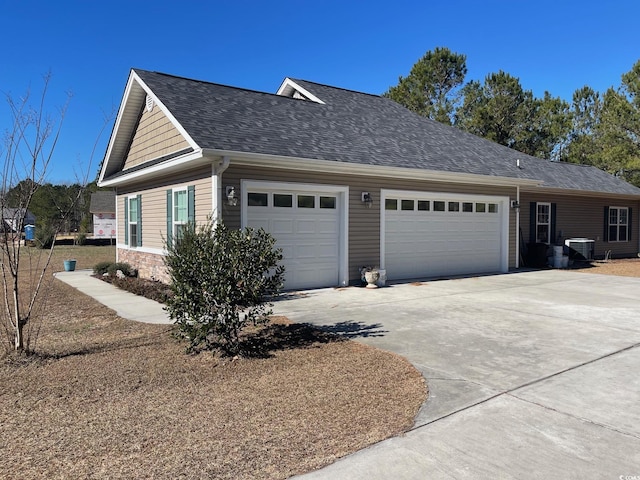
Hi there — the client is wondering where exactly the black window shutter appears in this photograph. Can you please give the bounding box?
[603,206,610,242]
[529,202,536,244]
[124,198,129,245]
[136,195,142,247]
[628,207,633,242]
[550,203,557,244]
[166,190,173,248]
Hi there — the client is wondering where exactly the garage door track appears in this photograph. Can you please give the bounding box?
[273,269,640,479]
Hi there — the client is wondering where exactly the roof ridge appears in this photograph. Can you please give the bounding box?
[133,68,289,99]
[287,78,383,99]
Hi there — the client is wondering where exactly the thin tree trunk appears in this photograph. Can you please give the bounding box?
[13,278,23,351]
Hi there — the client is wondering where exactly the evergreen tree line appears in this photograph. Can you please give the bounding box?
[384,47,640,186]
[5,179,102,242]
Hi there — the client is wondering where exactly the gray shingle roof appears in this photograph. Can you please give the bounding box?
[134,69,640,197]
[90,190,115,213]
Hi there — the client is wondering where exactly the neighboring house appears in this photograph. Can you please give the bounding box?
[98,69,640,289]
[89,190,116,239]
[1,208,36,234]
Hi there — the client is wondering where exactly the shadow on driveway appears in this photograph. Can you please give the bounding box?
[316,321,388,339]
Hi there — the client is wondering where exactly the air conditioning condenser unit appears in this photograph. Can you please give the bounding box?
[564,238,595,261]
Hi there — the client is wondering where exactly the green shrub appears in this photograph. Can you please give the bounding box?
[165,219,284,355]
[107,262,136,278]
[94,262,136,277]
[93,261,113,276]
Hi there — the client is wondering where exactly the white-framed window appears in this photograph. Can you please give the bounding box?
[536,202,551,243]
[173,188,188,238]
[127,195,141,247]
[166,185,194,247]
[608,207,629,242]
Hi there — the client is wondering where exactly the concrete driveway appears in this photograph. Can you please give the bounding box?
[272,269,640,479]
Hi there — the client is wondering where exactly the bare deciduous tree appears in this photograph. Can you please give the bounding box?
[0,72,107,353]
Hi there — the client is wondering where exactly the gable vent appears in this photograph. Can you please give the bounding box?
[145,94,154,112]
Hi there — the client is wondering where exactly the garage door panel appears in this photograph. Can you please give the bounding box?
[271,219,294,235]
[385,193,505,281]
[247,189,341,290]
[293,242,338,259]
[295,219,318,234]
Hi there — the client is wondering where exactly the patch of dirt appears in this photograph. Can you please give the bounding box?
[571,258,640,278]
[0,246,427,480]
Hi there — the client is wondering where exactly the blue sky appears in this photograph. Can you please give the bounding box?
[1,0,639,184]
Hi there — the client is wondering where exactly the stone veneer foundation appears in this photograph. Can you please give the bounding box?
[117,249,169,283]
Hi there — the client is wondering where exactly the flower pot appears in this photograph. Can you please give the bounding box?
[364,270,379,288]
[64,259,77,272]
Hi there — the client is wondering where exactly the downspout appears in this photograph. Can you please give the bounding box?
[515,185,520,269]
[212,156,231,224]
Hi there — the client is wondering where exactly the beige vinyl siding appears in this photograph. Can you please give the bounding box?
[222,165,517,282]
[122,105,190,170]
[520,192,640,258]
[116,165,213,250]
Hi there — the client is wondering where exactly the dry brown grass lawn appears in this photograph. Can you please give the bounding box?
[0,245,427,480]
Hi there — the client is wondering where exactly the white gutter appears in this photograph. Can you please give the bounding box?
[101,146,542,190]
[99,149,207,187]
[202,148,542,188]
[212,156,231,222]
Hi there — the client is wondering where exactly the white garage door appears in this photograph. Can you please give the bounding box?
[246,188,342,290]
[383,191,508,281]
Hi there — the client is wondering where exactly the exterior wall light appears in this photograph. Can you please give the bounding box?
[226,186,238,206]
[511,200,520,210]
[362,192,373,208]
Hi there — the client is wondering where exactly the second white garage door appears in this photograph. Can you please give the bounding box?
[383,190,509,281]
[243,182,348,290]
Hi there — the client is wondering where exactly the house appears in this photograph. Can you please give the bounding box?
[89,190,116,239]
[1,208,36,235]
[98,69,640,289]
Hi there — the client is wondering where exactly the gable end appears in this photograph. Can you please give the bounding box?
[122,100,191,170]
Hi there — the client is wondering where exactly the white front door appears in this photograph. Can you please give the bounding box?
[244,182,348,290]
[383,190,509,280]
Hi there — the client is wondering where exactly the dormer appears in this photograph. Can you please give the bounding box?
[276,78,325,104]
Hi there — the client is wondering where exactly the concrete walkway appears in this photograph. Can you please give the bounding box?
[271,270,640,479]
[54,269,171,324]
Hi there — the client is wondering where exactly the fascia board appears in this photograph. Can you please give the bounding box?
[98,70,200,184]
[521,185,640,200]
[202,148,541,188]
[98,150,207,187]
[101,146,547,190]
[98,71,138,183]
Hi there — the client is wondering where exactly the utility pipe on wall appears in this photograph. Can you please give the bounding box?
[212,155,231,223]
[515,185,520,269]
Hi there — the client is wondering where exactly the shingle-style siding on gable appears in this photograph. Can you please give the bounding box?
[123,103,190,170]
